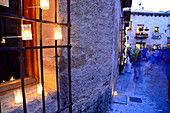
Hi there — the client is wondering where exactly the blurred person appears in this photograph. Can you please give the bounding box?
[126,47,132,73]
[132,47,143,82]
[161,48,170,104]
[148,49,155,70]
[142,47,147,61]
[153,49,160,64]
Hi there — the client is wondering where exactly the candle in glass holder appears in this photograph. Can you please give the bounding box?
[21,24,32,40]
[14,90,23,104]
[40,0,49,10]
[37,83,42,94]
[54,27,62,40]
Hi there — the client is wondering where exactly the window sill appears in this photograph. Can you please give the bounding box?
[0,77,37,95]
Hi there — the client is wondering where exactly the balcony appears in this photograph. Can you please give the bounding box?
[152,33,162,39]
[135,31,148,38]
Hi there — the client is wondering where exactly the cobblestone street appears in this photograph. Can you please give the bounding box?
[107,62,170,113]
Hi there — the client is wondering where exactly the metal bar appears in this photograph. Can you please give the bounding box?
[54,103,73,113]
[19,0,27,112]
[0,12,68,26]
[19,38,27,113]
[25,45,71,49]
[55,40,60,112]
[0,98,1,113]
[54,0,60,112]
[0,45,71,51]
[55,0,58,23]
[67,0,72,112]
[39,8,46,113]
[2,36,22,38]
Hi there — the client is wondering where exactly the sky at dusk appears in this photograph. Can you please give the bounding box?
[132,0,170,12]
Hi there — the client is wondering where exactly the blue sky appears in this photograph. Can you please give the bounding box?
[132,0,170,11]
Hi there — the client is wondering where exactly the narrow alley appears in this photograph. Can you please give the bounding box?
[107,62,170,113]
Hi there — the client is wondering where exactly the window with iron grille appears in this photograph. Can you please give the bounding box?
[0,0,72,112]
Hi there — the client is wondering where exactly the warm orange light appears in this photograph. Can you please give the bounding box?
[14,90,23,104]
[22,24,32,40]
[40,0,49,10]
[1,38,5,44]
[37,83,42,94]
[54,27,62,40]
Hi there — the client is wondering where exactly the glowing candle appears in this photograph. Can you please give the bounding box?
[21,24,32,40]
[14,90,23,104]
[114,91,118,96]
[40,0,49,10]
[10,76,15,81]
[1,38,5,44]
[54,27,62,40]
[37,83,42,94]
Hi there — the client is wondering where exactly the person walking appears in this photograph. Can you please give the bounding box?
[126,46,132,73]
[132,47,142,82]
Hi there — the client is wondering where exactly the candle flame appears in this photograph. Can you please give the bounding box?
[14,90,23,104]
[54,27,62,40]
[10,76,15,81]
[40,0,49,10]
[37,83,42,94]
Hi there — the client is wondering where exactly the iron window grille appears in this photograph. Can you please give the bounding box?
[0,0,72,113]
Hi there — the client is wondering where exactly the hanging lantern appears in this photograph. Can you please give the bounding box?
[54,27,62,40]
[40,0,49,10]
[21,24,32,40]
[14,90,23,104]
[37,83,42,94]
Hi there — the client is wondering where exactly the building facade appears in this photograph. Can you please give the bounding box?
[127,9,170,49]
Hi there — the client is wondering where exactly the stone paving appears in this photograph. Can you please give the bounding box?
[107,62,170,113]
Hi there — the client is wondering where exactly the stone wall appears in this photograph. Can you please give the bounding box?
[59,0,121,112]
[111,0,122,95]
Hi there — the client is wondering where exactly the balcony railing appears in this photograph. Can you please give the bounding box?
[152,32,162,39]
[135,31,148,38]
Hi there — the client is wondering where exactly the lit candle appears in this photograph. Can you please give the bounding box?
[1,38,5,44]
[10,76,15,81]
[113,91,118,96]
[37,83,42,94]
[54,27,62,40]
[14,90,23,104]
[2,80,5,83]
[21,24,32,40]
[40,0,49,10]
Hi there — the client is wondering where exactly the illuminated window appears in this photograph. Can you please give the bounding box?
[127,21,132,30]
[154,27,159,32]
[137,24,144,31]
